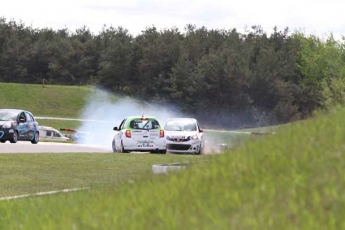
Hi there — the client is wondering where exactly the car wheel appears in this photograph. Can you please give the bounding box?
[0,140,6,143]
[9,131,18,143]
[159,150,167,154]
[112,140,117,152]
[31,131,39,144]
[120,141,128,153]
[196,144,203,155]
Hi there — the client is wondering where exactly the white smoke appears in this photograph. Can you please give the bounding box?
[76,89,183,150]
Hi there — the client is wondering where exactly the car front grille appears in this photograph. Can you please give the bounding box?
[166,144,191,151]
[166,136,190,142]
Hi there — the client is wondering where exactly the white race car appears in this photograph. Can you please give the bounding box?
[164,118,205,154]
[112,116,166,154]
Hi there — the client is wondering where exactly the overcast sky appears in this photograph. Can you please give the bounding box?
[0,0,344,38]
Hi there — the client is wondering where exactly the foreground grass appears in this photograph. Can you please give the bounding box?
[2,107,345,229]
[0,153,204,197]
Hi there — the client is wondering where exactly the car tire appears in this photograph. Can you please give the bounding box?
[120,141,128,153]
[31,131,39,144]
[0,140,6,143]
[9,131,18,143]
[159,150,167,154]
[112,140,117,152]
[196,144,204,155]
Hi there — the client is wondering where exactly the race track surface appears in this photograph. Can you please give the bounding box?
[0,142,110,153]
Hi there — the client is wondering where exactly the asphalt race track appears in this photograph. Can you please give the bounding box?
[0,142,110,153]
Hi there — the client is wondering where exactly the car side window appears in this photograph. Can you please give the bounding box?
[119,119,126,130]
[121,119,127,130]
[25,112,33,122]
[197,122,202,132]
[152,120,160,129]
[19,112,26,122]
[53,132,61,137]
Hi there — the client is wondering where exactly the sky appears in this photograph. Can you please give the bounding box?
[0,0,344,39]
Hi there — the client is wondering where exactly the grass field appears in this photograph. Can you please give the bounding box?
[0,83,94,117]
[0,153,206,197]
[3,82,341,229]
[1,107,345,229]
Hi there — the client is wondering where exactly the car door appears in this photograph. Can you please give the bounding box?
[25,112,36,140]
[115,119,126,148]
[17,112,29,140]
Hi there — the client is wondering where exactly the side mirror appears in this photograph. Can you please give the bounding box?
[113,127,118,131]
[199,128,203,133]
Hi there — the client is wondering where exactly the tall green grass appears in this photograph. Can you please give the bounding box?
[1,107,345,229]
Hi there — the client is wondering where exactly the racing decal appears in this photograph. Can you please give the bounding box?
[170,136,185,139]
[166,135,190,142]
[172,136,185,142]
[137,143,155,148]
[18,123,31,138]
[8,129,14,133]
[174,138,184,142]
[0,131,4,139]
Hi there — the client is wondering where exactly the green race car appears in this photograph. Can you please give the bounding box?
[112,116,166,153]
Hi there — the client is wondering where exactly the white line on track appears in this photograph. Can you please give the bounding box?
[0,187,89,201]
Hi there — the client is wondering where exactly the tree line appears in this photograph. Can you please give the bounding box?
[1,17,345,128]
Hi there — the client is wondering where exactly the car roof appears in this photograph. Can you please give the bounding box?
[0,109,32,114]
[39,126,58,131]
[126,116,158,120]
[166,118,197,122]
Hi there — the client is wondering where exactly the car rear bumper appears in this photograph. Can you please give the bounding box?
[123,138,166,151]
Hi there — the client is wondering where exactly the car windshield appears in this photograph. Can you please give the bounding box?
[0,111,17,121]
[164,120,197,131]
[129,119,160,130]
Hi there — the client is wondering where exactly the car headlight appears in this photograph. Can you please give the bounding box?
[191,135,198,140]
[2,122,12,128]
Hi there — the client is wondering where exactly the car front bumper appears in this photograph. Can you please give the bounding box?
[166,140,202,153]
[0,128,15,140]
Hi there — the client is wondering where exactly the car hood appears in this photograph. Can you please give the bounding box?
[0,121,13,126]
[165,131,198,138]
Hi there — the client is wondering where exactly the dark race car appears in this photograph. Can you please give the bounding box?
[0,109,40,144]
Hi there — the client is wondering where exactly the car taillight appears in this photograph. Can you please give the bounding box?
[125,130,131,138]
[160,130,164,138]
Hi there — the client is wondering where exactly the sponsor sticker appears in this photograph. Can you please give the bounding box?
[9,129,14,133]
[137,143,154,148]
